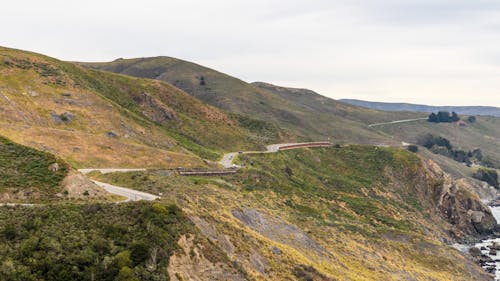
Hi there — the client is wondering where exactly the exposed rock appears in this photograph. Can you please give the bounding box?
[271,247,282,255]
[3,58,14,65]
[232,208,329,261]
[131,92,176,123]
[190,216,236,258]
[422,159,497,239]
[48,163,60,172]
[61,170,109,199]
[106,131,119,138]
[50,112,75,123]
[168,234,246,281]
[62,92,72,97]
[469,247,481,258]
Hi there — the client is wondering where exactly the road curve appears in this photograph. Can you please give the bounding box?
[91,180,160,202]
[220,142,332,168]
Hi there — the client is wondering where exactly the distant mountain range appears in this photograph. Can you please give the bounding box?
[340,99,500,117]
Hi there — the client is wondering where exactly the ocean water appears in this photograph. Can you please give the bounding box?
[471,207,500,280]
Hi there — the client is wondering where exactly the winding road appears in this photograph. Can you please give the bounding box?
[219,142,332,168]
[368,117,427,127]
[78,142,332,200]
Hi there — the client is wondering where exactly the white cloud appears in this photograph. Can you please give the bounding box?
[2,0,500,106]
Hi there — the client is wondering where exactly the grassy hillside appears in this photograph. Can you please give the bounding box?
[0,135,68,199]
[0,202,241,281]
[0,47,273,167]
[373,117,500,170]
[82,57,425,144]
[90,146,492,280]
[0,135,114,202]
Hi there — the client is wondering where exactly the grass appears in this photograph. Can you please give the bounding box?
[88,146,489,280]
[83,56,425,145]
[0,46,268,167]
[0,135,68,196]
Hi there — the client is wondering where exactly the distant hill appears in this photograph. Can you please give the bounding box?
[340,99,500,117]
[82,57,424,144]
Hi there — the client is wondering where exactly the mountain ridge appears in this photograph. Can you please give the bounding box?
[341,98,500,117]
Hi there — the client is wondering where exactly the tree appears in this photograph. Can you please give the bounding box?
[437,111,451,122]
[451,112,460,122]
[428,113,439,123]
[407,145,419,153]
[468,116,477,123]
[473,168,499,189]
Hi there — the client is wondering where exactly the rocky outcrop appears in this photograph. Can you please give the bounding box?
[231,208,330,261]
[132,92,176,123]
[60,170,110,199]
[422,159,497,239]
[168,234,247,281]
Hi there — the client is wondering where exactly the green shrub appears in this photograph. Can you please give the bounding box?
[407,145,419,153]
[473,168,499,188]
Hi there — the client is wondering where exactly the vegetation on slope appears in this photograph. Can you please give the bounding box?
[0,46,271,167]
[0,202,229,281]
[0,135,68,200]
[90,146,491,280]
[83,57,425,144]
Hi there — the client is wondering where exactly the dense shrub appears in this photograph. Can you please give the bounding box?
[0,202,196,281]
[0,136,69,199]
[407,145,419,153]
[473,168,499,189]
[427,111,460,123]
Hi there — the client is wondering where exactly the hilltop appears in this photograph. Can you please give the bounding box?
[82,57,425,144]
[341,99,500,117]
[0,47,283,168]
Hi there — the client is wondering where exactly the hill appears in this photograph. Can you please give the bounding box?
[0,202,244,281]
[341,99,500,117]
[371,116,500,169]
[82,57,425,144]
[0,47,286,168]
[89,146,494,280]
[0,47,497,280]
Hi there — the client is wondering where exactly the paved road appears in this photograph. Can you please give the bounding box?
[91,180,159,202]
[79,168,147,175]
[368,118,428,127]
[219,142,332,168]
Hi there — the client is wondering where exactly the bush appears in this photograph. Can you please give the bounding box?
[407,145,419,153]
[473,168,499,189]
[418,134,452,150]
[427,111,460,123]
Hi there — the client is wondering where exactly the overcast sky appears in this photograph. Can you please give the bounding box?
[2,0,500,106]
